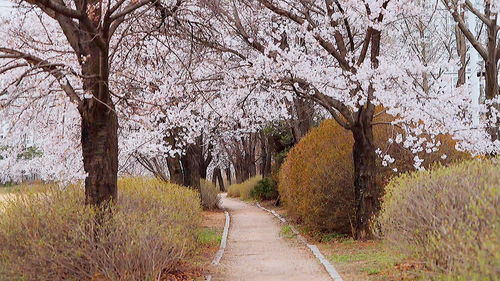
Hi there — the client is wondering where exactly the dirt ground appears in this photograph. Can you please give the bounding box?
[212,196,331,281]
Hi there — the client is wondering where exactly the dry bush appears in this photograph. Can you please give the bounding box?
[376,159,499,280]
[0,178,201,281]
[200,179,221,209]
[278,118,468,234]
[227,175,262,200]
[279,120,355,234]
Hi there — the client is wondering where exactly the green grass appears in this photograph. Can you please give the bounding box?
[279,225,297,239]
[197,228,222,246]
[365,268,381,275]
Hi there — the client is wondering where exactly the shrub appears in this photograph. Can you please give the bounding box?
[279,120,355,234]
[227,175,262,200]
[376,159,499,280]
[0,178,201,281]
[250,177,279,201]
[278,118,468,234]
[200,179,221,209]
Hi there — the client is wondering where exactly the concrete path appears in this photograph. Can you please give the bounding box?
[213,196,331,281]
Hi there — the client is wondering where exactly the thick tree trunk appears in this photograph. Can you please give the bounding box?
[80,42,118,206]
[81,110,118,205]
[166,156,184,185]
[351,112,378,240]
[181,145,201,189]
[291,97,314,142]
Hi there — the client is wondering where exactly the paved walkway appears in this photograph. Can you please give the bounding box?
[213,196,331,281]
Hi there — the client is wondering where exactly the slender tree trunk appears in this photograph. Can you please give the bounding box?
[225,167,232,186]
[212,167,225,191]
[351,110,378,240]
[455,20,467,87]
[485,19,499,142]
[259,132,272,177]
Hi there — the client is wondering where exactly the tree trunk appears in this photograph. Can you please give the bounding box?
[351,111,378,240]
[212,167,225,191]
[80,42,118,206]
[455,20,467,87]
[181,145,201,189]
[166,156,184,185]
[291,97,314,142]
[225,167,232,186]
[81,110,118,206]
[259,132,272,177]
[485,19,499,142]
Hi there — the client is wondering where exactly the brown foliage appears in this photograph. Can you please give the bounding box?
[278,117,468,235]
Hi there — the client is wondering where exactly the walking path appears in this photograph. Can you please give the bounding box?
[212,196,331,281]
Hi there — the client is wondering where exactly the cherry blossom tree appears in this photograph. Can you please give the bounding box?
[190,0,499,238]
[441,0,500,141]
[0,0,185,206]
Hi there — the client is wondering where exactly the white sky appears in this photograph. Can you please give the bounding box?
[0,0,13,16]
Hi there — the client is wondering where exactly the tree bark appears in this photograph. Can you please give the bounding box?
[80,40,118,206]
[291,97,314,142]
[484,13,499,142]
[351,110,378,240]
[259,131,272,177]
[212,167,225,191]
[225,167,232,186]
[181,144,201,189]
[81,108,118,205]
[166,156,184,185]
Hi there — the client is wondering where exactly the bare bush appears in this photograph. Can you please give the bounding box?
[376,159,499,280]
[0,178,201,281]
[200,179,221,209]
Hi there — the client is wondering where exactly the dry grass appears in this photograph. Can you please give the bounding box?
[227,175,262,200]
[199,179,221,210]
[0,178,202,281]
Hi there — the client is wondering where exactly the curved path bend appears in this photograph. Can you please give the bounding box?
[213,196,331,281]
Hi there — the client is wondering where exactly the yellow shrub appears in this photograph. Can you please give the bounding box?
[200,179,221,209]
[377,159,499,280]
[227,175,262,200]
[278,118,468,234]
[0,178,201,281]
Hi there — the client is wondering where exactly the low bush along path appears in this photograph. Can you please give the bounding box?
[213,195,331,281]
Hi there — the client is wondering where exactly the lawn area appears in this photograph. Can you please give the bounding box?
[317,238,423,281]
[259,200,423,281]
[164,209,227,280]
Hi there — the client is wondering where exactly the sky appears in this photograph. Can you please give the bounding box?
[0,0,12,16]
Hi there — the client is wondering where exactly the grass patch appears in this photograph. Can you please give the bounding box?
[279,225,297,239]
[318,239,420,280]
[197,228,222,246]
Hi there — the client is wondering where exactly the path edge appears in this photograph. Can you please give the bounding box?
[205,199,231,281]
[256,202,344,281]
